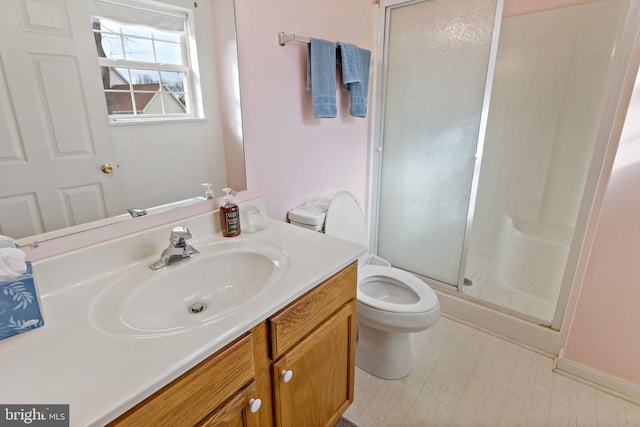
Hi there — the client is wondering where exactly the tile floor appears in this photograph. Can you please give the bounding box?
[344,317,640,427]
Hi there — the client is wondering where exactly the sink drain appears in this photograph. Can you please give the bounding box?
[188,302,207,314]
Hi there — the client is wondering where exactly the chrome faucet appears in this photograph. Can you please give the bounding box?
[149,226,199,270]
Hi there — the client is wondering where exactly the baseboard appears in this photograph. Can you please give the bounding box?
[554,349,640,405]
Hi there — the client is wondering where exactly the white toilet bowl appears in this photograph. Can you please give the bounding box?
[356,264,440,379]
[289,191,440,380]
[358,265,440,333]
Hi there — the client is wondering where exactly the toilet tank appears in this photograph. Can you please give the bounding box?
[287,198,330,232]
[290,192,388,268]
[324,191,368,248]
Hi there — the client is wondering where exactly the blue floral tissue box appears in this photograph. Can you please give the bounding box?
[0,262,44,340]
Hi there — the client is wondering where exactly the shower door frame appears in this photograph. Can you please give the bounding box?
[368,0,504,293]
[368,0,640,336]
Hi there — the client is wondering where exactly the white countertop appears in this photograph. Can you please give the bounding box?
[0,203,365,426]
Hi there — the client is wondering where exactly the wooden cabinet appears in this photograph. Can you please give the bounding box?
[107,326,269,427]
[198,381,261,427]
[108,262,357,427]
[272,303,356,427]
[270,263,357,427]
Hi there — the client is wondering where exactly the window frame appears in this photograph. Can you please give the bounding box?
[90,0,202,123]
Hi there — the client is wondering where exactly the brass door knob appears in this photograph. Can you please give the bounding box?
[101,163,114,174]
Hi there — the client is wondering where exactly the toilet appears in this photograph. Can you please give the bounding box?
[289,191,440,379]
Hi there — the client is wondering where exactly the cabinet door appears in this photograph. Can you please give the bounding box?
[272,302,356,427]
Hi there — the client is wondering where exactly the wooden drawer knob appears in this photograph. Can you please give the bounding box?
[249,398,261,413]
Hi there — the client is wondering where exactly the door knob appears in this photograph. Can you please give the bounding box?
[101,163,114,174]
[281,370,293,383]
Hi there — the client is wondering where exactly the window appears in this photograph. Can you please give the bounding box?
[89,0,198,121]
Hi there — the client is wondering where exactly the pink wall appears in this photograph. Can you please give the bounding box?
[564,82,640,384]
[234,0,376,221]
[564,154,640,384]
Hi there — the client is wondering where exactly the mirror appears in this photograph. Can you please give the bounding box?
[0,0,245,245]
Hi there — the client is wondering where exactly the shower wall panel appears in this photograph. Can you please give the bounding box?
[468,0,626,261]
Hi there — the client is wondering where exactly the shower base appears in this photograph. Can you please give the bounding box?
[463,255,556,321]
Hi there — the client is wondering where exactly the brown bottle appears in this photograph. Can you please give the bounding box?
[219,188,241,237]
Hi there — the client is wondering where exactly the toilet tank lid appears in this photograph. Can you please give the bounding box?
[288,198,330,226]
[325,191,367,247]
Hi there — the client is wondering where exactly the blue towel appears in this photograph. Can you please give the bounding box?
[339,47,371,118]
[306,38,337,118]
[337,42,362,84]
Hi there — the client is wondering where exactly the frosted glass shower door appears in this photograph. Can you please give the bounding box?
[376,0,501,287]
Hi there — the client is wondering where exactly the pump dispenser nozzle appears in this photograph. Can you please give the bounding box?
[202,183,215,199]
[222,187,236,201]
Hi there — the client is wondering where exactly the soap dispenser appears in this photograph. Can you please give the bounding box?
[201,183,215,199]
[219,188,241,237]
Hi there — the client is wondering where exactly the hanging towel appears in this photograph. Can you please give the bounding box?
[306,38,337,118]
[337,42,362,84]
[339,46,371,118]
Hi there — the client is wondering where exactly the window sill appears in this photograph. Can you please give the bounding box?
[108,116,207,126]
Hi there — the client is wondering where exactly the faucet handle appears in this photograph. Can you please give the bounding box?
[169,226,192,247]
[127,208,147,218]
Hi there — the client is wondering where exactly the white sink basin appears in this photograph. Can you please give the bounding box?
[90,239,288,337]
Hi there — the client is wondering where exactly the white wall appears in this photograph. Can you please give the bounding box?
[110,0,229,210]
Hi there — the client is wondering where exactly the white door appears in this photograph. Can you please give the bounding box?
[0,0,125,239]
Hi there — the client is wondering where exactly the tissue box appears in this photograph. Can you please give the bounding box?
[0,262,44,340]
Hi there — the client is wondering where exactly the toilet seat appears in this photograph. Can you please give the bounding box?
[358,265,439,314]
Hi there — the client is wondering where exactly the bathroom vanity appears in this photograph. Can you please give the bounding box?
[109,263,357,426]
[0,199,365,427]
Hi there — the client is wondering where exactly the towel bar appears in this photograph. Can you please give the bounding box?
[279,31,311,46]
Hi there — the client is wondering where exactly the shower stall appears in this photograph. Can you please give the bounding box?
[372,0,634,325]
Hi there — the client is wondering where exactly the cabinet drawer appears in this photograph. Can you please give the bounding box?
[269,262,357,359]
[199,381,259,427]
[109,333,255,427]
